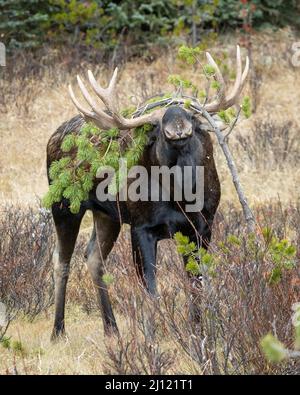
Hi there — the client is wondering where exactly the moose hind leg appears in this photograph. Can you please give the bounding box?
[87,211,120,335]
[51,208,84,341]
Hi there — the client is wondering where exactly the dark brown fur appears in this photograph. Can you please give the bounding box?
[47,108,221,339]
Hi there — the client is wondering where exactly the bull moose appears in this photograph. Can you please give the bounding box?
[47,46,249,340]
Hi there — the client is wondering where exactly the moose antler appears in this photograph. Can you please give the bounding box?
[69,68,164,130]
[204,45,249,113]
[132,46,249,118]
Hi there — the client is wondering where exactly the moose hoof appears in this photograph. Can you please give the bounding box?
[104,323,119,337]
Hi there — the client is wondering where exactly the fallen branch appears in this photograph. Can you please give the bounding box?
[192,105,256,234]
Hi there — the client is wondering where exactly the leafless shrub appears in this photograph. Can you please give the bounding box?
[103,295,176,375]
[132,70,163,104]
[214,200,300,242]
[0,314,12,343]
[91,230,177,375]
[0,201,298,374]
[249,65,263,113]
[67,235,97,314]
[0,44,168,115]
[94,201,300,375]
[0,47,93,115]
[235,119,300,171]
[0,204,55,320]
[103,271,177,374]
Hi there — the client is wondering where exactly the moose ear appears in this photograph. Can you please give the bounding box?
[196,114,227,132]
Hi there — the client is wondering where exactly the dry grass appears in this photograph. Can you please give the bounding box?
[0,307,107,375]
[0,305,200,375]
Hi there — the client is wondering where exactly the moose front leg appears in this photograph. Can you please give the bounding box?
[131,226,158,296]
[51,208,84,341]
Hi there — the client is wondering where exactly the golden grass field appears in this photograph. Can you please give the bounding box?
[0,28,300,374]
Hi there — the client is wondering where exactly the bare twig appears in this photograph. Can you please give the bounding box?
[224,106,242,141]
[190,103,256,233]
